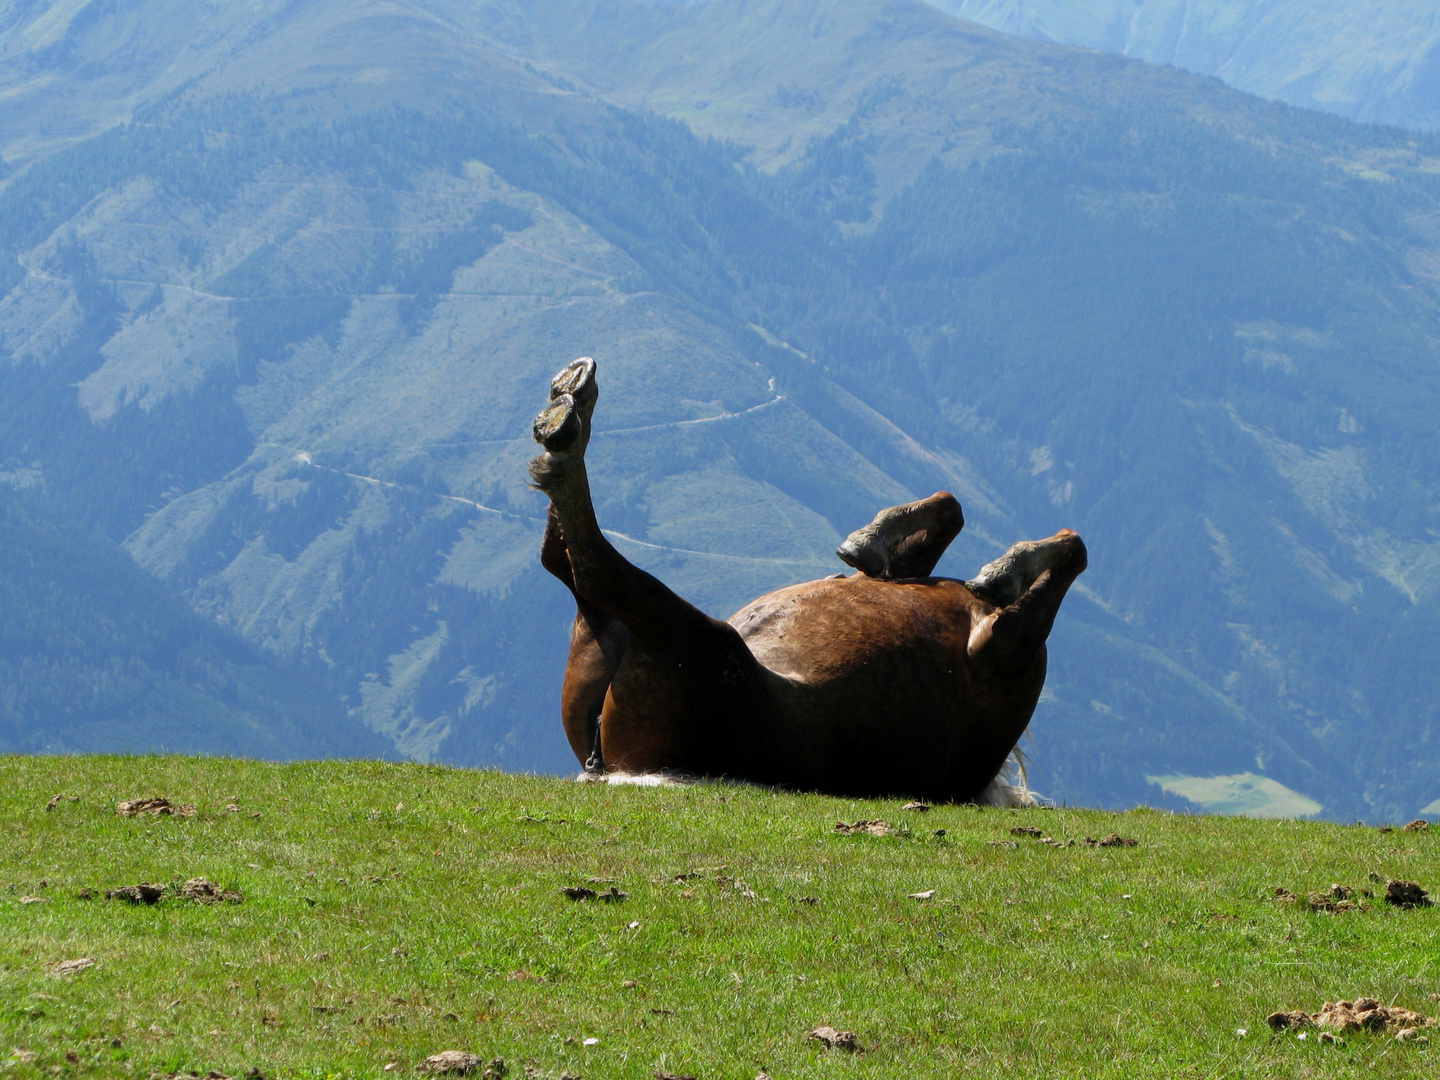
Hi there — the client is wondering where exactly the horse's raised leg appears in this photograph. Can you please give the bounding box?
[835,491,964,579]
[534,360,624,771]
[530,358,764,776]
[966,529,1088,672]
[529,359,715,642]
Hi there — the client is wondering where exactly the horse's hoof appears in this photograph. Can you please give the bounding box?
[836,532,886,578]
[550,357,597,416]
[533,393,583,452]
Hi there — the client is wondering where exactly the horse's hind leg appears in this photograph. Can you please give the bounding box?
[541,503,629,772]
[530,358,760,774]
[534,362,626,770]
[835,491,964,579]
[530,359,716,643]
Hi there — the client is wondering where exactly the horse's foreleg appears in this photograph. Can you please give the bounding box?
[540,503,577,593]
[836,491,964,579]
[559,603,629,772]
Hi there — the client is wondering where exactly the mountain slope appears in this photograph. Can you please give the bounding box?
[2,0,1439,818]
[933,0,1440,131]
[0,488,390,758]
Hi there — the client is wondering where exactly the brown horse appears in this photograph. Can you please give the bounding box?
[530,357,1087,803]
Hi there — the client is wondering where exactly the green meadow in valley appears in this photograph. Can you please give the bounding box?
[1,755,1437,1078]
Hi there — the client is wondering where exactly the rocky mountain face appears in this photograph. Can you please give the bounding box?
[935,0,1440,131]
[3,0,1439,819]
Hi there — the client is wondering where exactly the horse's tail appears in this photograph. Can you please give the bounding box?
[577,769,696,788]
[580,753,1049,807]
[976,746,1045,808]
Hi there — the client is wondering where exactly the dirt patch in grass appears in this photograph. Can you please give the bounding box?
[1005,828,1135,848]
[834,820,893,836]
[1277,878,1433,911]
[116,797,196,818]
[180,878,243,904]
[1267,997,1435,1036]
[1082,834,1137,847]
[807,1025,860,1051]
[101,880,242,905]
[419,1050,503,1075]
[1272,882,1382,912]
[1308,884,1366,912]
[1384,879,1431,908]
[50,957,95,977]
[105,883,165,904]
[560,885,626,902]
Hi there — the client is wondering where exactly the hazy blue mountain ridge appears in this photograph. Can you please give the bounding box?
[934,0,1440,131]
[2,0,1440,818]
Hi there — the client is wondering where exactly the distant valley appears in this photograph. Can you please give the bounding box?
[2,0,1439,820]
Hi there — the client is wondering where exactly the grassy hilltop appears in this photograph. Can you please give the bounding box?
[1,756,1437,1078]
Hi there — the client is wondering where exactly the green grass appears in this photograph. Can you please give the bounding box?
[1,756,1437,1079]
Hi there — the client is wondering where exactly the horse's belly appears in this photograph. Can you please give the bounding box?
[730,576,973,684]
[729,576,1039,797]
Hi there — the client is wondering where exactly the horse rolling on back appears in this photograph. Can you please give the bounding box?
[530,357,1087,803]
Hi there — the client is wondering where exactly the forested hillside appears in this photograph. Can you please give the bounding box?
[0,488,388,759]
[2,0,1439,819]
